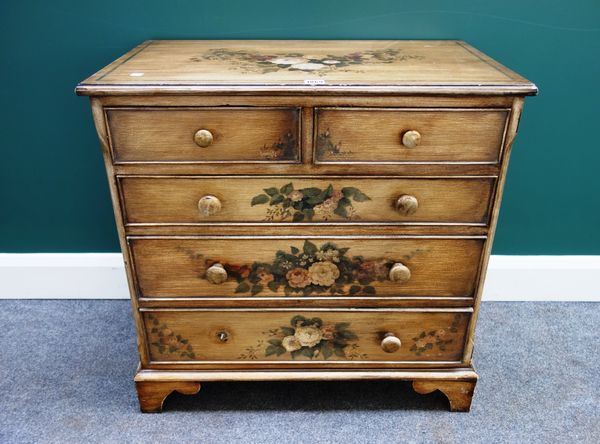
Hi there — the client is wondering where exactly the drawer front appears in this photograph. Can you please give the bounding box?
[120,176,495,225]
[129,237,484,298]
[314,108,508,163]
[143,309,469,364]
[107,107,300,163]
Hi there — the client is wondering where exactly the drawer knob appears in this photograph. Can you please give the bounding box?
[395,194,419,216]
[381,333,402,353]
[389,262,411,283]
[198,195,222,217]
[216,331,229,342]
[194,129,214,147]
[401,130,421,148]
[206,263,228,284]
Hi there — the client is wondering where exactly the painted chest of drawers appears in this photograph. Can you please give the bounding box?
[76,40,536,412]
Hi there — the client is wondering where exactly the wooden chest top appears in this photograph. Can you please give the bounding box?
[76,40,537,96]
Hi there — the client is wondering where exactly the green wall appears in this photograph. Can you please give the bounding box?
[1,1,599,253]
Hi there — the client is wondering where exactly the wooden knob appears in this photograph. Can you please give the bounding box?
[401,130,421,148]
[395,194,418,216]
[381,333,402,353]
[389,262,411,283]
[206,264,227,284]
[194,129,213,147]
[198,195,222,217]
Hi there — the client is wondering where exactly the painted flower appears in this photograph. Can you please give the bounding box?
[286,267,311,288]
[357,260,389,281]
[416,339,427,348]
[321,324,336,341]
[291,62,325,71]
[322,59,341,64]
[331,190,344,202]
[282,335,302,352]
[268,57,307,65]
[308,261,340,286]
[289,190,304,202]
[162,328,173,337]
[295,325,323,347]
[257,270,274,285]
[435,329,447,339]
[227,264,251,279]
[314,198,337,219]
[165,336,180,347]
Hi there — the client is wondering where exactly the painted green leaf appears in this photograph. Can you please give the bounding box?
[280,183,294,194]
[321,342,333,359]
[349,285,361,295]
[251,284,263,295]
[306,195,325,205]
[335,322,350,331]
[301,187,322,197]
[290,246,300,254]
[291,315,307,327]
[325,184,334,197]
[268,339,282,346]
[353,191,371,202]
[270,194,285,205]
[291,349,304,359]
[334,204,348,218]
[363,286,376,294]
[263,187,279,196]
[235,282,250,293]
[333,346,346,357]
[251,194,269,206]
[280,327,295,336]
[302,347,315,358]
[265,345,278,356]
[342,187,359,198]
[303,208,315,220]
[267,281,280,292]
[303,240,318,255]
[293,212,305,222]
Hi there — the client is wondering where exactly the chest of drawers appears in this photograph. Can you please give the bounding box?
[76,40,536,412]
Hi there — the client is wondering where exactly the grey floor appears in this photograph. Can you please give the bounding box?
[0,301,598,444]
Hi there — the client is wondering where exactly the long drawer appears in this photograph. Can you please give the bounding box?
[106,107,301,163]
[119,176,496,226]
[314,107,508,163]
[142,309,470,365]
[128,236,485,298]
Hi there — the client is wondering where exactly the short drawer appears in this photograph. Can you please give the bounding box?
[143,309,469,364]
[119,176,496,225]
[106,107,301,163]
[129,236,484,298]
[314,108,508,163]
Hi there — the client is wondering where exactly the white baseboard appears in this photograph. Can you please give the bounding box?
[0,254,598,301]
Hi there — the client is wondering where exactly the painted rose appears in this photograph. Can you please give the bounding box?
[331,189,344,202]
[357,259,389,281]
[282,335,302,352]
[289,190,304,202]
[286,267,311,288]
[257,270,274,285]
[294,325,323,347]
[320,324,336,341]
[227,264,251,279]
[308,261,340,286]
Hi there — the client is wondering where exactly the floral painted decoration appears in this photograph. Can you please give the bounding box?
[208,240,393,296]
[259,131,297,160]
[315,130,353,158]
[147,314,195,359]
[250,182,370,221]
[410,314,463,356]
[260,315,366,360]
[192,47,422,75]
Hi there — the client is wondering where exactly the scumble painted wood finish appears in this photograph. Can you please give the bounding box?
[77,40,536,412]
